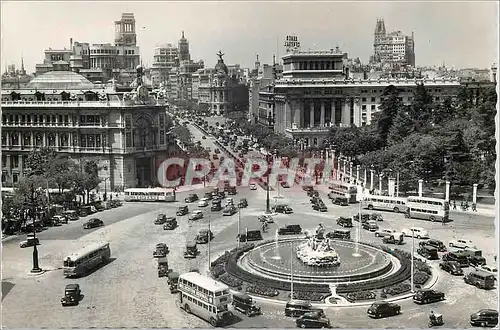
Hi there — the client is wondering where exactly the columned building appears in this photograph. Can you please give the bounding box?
[270,49,461,147]
[1,67,174,190]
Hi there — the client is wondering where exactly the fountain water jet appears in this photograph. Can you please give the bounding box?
[271,229,282,260]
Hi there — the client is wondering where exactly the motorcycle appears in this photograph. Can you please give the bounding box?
[429,314,444,328]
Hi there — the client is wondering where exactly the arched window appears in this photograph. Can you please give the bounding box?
[23,133,31,146]
[35,133,43,147]
[60,133,69,147]
[48,133,56,147]
[11,132,19,145]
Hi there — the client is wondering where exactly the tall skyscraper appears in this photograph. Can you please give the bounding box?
[178,31,190,62]
[371,19,415,67]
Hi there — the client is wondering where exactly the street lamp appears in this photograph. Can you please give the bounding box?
[411,232,415,292]
[266,153,271,214]
[29,184,42,273]
[237,206,241,248]
[208,214,212,271]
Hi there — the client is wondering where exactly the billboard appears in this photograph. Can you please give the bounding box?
[284,35,301,53]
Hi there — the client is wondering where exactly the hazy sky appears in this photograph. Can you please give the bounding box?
[1,1,498,74]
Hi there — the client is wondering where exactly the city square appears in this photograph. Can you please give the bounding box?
[1,2,498,329]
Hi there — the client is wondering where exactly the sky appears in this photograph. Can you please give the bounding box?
[1,1,498,74]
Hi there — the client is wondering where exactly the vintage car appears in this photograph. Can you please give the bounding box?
[278,224,302,235]
[163,217,178,230]
[250,183,257,190]
[417,245,439,260]
[367,301,401,318]
[375,228,397,238]
[412,289,445,304]
[326,229,351,240]
[258,215,274,223]
[332,197,349,206]
[238,230,263,242]
[295,311,331,328]
[155,214,167,225]
[442,251,470,267]
[336,217,353,228]
[238,198,248,208]
[462,248,487,266]
[157,257,169,277]
[273,204,293,214]
[196,229,214,244]
[307,190,319,197]
[211,202,222,211]
[226,186,237,195]
[184,194,199,203]
[470,309,499,327]
[362,220,379,232]
[449,238,475,249]
[189,210,204,221]
[62,210,79,221]
[19,234,40,248]
[83,218,104,229]
[439,261,464,275]
[61,284,81,306]
[176,205,189,216]
[353,214,370,223]
[168,272,180,293]
[222,205,238,216]
[153,243,169,258]
[370,213,384,221]
[421,239,447,252]
[312,202,328,212]
[184,242,199,259]
[232,292,262,316]
[51,215,68,225]
[382,234,404,245]
[198,198,210,207]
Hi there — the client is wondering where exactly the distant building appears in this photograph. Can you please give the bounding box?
[1,67,175,189]
[34,13,140,85]
[491,63,497,83]
[198,51,248,116]
[267,48,460,148]
[151,43,179,87]
[370,19,415,68]
[1,59,32,88]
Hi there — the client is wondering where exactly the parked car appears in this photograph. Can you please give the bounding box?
[155,214,167,225]
[203,192,213,200]
[198,198,209,207]
[439,261,464,275]
[332,197,349,206]
[83,218,103,229]
[61,284,81,307]
[280,181,290,188]
[367,301,401,318]
[232,293,261,317]
[464,270,496,290]
[19,235,40,248]
[421,239,447,252]
[211,202,222,211]
[412,289,445,304]
[370,213,384,221]
[461,247,486,266]
[442,251,470,267]
[295,312,331,328]
[470,309,498,327]
[189,210,204,220]
[163,217,178,230]
[250,183,257,190]
[196,229,214,244]
[278,224,302,235]
[449,238,475,249]
[273,204,293,214]
[475,264,498,277]
[362,220,379,232]
[183,242,199,259]
[285,300,323,317]
[326,229,351,240]
[383,234,404,245]
[417,245,439,260]
[353,214,370,223]
[238,198,248,208]
[52,215,68,225]
[176,205,189,216]
[222,205,238,216]
[226,186,237,195]
[336,217,353,228]
[401,227,429,239]
[184,194,199,203]
[375,228,397,238]
[153,243,169,258]
[312,203,328,212]
[238,230,263,242]
[62,210,79,221]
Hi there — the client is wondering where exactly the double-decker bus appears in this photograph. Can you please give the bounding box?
[124,188,176,202]
[361,195,408,213]
[178,272,233,327]
[405,196,450,222]
[63,242,111,277]
[328,180,357,203]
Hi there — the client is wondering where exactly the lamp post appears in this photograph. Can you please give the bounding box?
[349,162,353,184]
[411,233,415,292]
[370,168,374,191]
[379,173,383,193]
[29,184,42,273]
[290,240,294,299]
[103,177,109,201]
[266,153,271,214]
[208,214,211,271]
[356,165,360,185]
[396,171,400,197]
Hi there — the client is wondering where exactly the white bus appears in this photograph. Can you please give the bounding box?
[328,180,357,203]
[362,195,408,213]
[63,242,111,277]
[405,196,450,222]
[178,272,233,327]
[124,188,176,202]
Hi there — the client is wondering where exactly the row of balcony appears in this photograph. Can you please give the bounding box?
[1,100,168,108]
[275,77,461,86]
[1,122,118,128]
[2,145,169,154]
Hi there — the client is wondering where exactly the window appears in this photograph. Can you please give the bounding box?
[371,97,376,102]
[371,105,376,110]
[13,174,18,183]
[362,105,366,110]
[362,97,366,102]
[125,115,132,129]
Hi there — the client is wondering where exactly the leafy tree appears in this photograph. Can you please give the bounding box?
[433,96,454,126]
[25,147,57,176]
[373,85,404,146]
[47,156,79,192]
[407,84,434,132]
[387,107,415,146]
[73,160,101,204]
[171,125,193,145]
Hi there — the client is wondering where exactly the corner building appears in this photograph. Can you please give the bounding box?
[1,69,173,190]
[272,49,461,147]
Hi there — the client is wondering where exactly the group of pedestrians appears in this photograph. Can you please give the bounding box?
[451,200,477,212]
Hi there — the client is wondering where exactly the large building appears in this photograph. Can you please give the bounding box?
[370,19,415,68]
[265,48,460,148]
[150,43,179,86]
[1,67,175,190]
[197,52,248,116]
[35,13,140,85]
[2,60,32,88]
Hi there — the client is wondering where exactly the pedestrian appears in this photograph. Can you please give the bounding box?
[472,203,477,212]
[460,201,464,210]
[453,200,457,210]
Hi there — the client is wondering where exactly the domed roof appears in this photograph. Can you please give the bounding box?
[215,61,228,75]
[27,71,94,90]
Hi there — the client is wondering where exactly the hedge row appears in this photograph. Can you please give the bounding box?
[383,283,412,296]
[246,285,279,297]
[219,273,243,288]
[288,291,328,302]
[342,290,376,302]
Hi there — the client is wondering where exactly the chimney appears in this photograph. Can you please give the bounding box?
[70,38,73,49]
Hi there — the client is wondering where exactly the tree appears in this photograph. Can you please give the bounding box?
[407,84,434,132]
[25,147,57,176]
[171,126,193,145]
[14,175,49,226]
[387,107,415,146]
[46,156,79,192]
[373,85,404,146]
[74,160,101,204]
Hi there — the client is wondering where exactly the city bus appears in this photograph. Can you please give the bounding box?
[63,242,111,277]
[405,196,450,222]
[361,195,408,213]
[178,272,233,327]
[124,188,176,202]
[328,180,357,203]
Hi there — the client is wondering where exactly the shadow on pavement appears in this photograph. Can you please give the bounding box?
[2,281,15,301]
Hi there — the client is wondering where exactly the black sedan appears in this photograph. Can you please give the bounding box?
[83,218,104,229]
[439,261,464,276]
[295,312,331,328]
[367,302,401,318]
[412,289,445,304]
